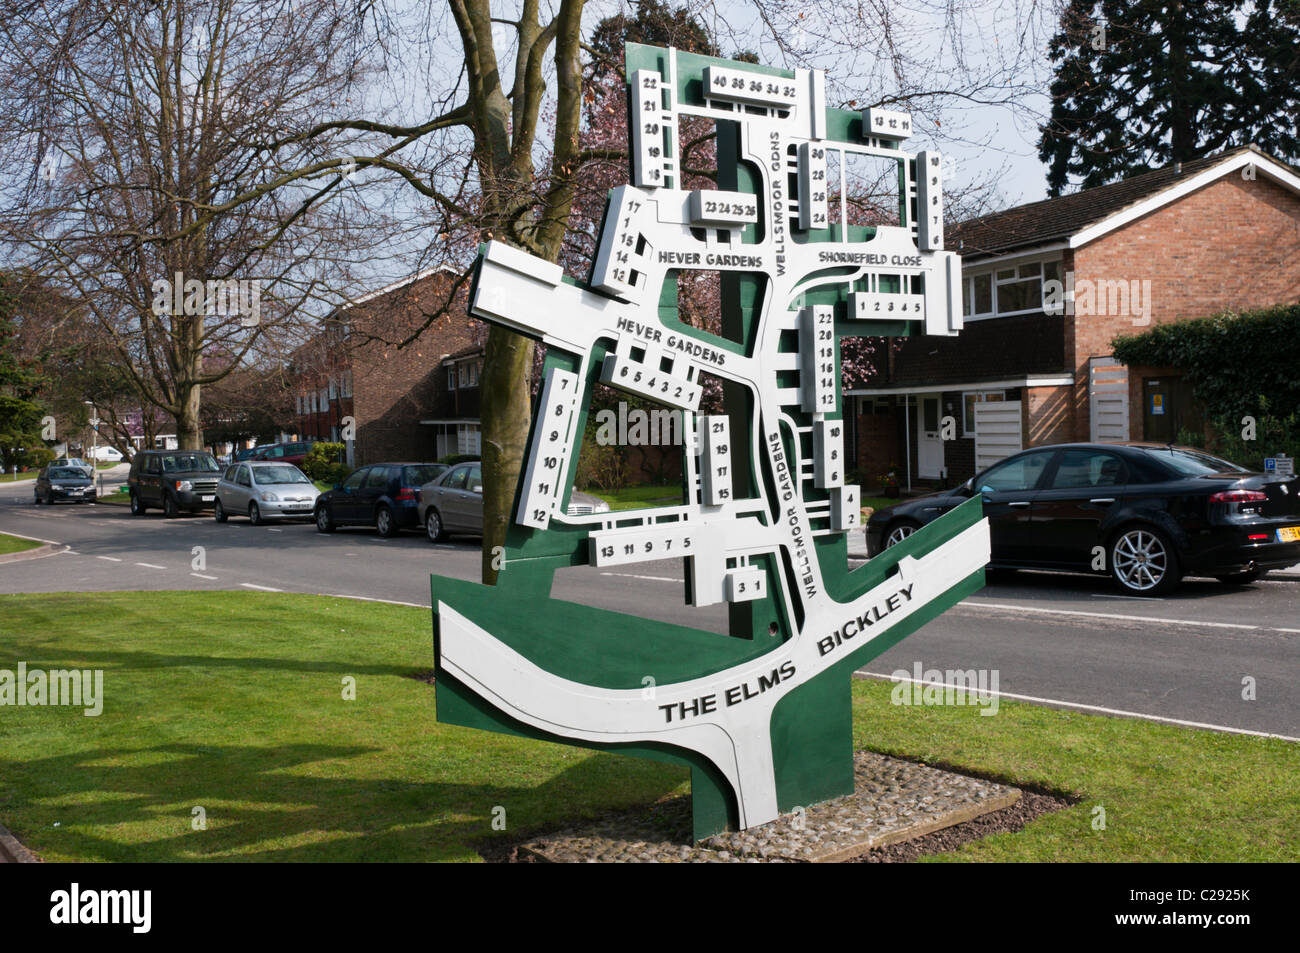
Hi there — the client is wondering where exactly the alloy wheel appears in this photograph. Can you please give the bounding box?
[1111,529,1168,592]
[885,523,916,547]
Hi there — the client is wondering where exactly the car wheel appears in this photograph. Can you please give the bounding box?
[375,504,398,538]
[130,490,147,516]
[425,508,445,542]
[33,491,42,505]
[1215,567,1265,585]
[248,502,263,526]
[162,492,179,519]
[214,499,227,523]
[884,519,921,548]
[315,504,336,533]
[1110,526,1182,596]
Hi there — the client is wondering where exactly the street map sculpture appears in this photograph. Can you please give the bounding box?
[431,43,991,840]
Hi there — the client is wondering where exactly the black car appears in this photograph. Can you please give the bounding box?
[126,450,223,517]
[866,442,1300,595]
[314,462,447,537]
[34,466,97,505]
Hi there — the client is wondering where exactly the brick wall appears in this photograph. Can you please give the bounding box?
[1070,174,1300,441]
[334,270,483,465]
[1026,384,1072,446]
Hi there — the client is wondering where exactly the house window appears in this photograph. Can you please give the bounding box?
[342,372,352,398]
[963,258,1062,320]
[964,273,993,317]
[457,423,481,455]
[458,361,479,389]
[962,390,1008,435]
[319,386,328,408]
[328,377,337,400]
[447,366,457,391]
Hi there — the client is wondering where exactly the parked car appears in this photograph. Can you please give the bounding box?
[34,466,97,505]
[251,440,315,467]
[126,450,223,517]
[566,491,612,518]
[866,442,1300,596]
[53,457,93,475]
[88,446,124,462]
[214,461,320,524]
[418,462,482,541]
[418,463,610,542]
[234,447,260,462]
[314,462,447,537]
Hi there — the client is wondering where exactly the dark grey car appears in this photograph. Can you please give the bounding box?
[127,450,222,517]
[34,466,97,504]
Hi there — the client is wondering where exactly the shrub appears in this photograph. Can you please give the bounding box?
[300,442,345,480]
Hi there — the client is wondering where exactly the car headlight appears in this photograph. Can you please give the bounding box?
[260,491,279,502]
[176,480,192,491]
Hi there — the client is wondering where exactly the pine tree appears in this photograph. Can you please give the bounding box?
[1038,0,1300,196]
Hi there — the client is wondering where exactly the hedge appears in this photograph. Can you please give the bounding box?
[1111,303,1300,425]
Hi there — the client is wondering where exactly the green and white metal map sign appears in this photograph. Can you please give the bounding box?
[431,43,990,840]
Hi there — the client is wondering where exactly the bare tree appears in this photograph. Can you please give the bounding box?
[0,0,396,450]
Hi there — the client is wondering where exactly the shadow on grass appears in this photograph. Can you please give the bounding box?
[3,742,686,862]
[0,644,416,679]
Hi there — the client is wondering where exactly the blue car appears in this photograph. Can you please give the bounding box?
[313,462,447,537]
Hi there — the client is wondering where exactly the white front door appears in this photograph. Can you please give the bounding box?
[917,395,944,478]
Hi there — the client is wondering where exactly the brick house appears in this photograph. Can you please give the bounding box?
[289,267,484,465]
[850,145,1300,490]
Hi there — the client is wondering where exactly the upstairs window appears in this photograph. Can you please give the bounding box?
[962,259,1062,319]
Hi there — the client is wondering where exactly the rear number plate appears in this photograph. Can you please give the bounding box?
[1277,526,1300,543]
[201,495,215,502]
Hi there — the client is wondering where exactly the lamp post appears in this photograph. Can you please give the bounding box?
[84,401,101,497]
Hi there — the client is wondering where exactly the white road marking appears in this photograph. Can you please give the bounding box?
[190,573,218,580]
[962,600,1259,631]
[326,592,430,609]
[0,529,61,544]
[857,671,1300,743]
[240,583,282,592]
[96,556,122,562]
[134,562,166,570]
[268,528,282,533]
[599,571,680,583]
[1090,592,1162,602]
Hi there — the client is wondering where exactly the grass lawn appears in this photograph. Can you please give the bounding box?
[0,590,1295,862]
[0,472,35,483]
[588,484,684,511]
[0,533,43,556]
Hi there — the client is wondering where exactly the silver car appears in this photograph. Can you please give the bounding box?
[214,461,319,524]
[417,461,610,542]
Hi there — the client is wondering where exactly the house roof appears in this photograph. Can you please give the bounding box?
[948,145,1300,261]
[440,344,484,364]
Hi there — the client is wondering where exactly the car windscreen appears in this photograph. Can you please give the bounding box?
[405,465,446,486]
[49,468,86,480]
[1140,447,1248,476]
[253,465,310,484]
[161,454,221,473]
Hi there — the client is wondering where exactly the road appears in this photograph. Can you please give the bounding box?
[2,489,1298,739]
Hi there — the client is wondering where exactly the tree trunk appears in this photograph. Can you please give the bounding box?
[176,381,204,450]
[479,324,534,585]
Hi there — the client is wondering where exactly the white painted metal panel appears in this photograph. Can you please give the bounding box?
[1089,356,1130,443]
[973,400,1023,472]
